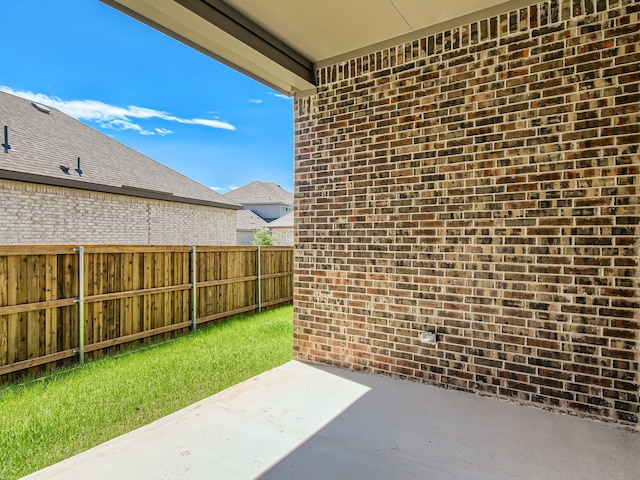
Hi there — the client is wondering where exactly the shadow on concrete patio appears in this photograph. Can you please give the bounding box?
[260,364,639,480]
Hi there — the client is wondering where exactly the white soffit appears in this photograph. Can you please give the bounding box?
[226,0,512,63]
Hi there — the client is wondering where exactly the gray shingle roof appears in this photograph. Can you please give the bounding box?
[237,209,268,230]
[0,90,241,209]
[224,181,293,205]
[268,211,293,228]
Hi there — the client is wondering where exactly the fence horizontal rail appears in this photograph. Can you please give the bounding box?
[84,284,193,304]
[0,245,293,382]
[0,298,77,316]
[0,349,78,376]
[196,276,256,288]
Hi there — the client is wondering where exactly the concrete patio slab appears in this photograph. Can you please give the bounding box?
[23,360,638,480]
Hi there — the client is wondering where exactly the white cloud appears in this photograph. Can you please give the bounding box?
[99,118,155,135]
[268,92,291,100]
[0,86,236,134]
[249,98,263,104]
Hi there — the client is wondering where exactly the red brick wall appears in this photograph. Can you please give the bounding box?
[294,0,639,428]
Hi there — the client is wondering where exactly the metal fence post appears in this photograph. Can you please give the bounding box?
[74,246,85,366]
[191,246,197,333]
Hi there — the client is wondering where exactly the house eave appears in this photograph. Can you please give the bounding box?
[0,170,243,210]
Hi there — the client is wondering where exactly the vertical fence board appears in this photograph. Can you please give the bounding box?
[121,253,130,345]
[87,253,95,353]
[18,256,28,364]
[86,252,95,350]
[44,255,55,360]
[95,253,105,357]
[35,256,46,361]
[162,252,169,337]
[162,252,169,339]
[231,251,237,311]
[228,252,243,312]
[26,256,38,363]
[132,252,142,345]
[0,257,6,369]
[117,254,125,343]
[217,251,225,314]
[7,256,19,366]
[107,253,118,347]
[181,251,189,331]
[173,252,180,333]
[143,252,152,338]
[64,254,77,354]
[197,250,206,320]
[152,252,160,336]
[0,256,6,307]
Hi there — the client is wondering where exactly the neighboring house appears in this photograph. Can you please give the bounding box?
[236,209,267,245]
[225,181,294,245]
[225,181,293,222]
[0,90,241,245]
[267,211,293,246]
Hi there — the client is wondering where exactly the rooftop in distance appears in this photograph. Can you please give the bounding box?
[224,180,293,205]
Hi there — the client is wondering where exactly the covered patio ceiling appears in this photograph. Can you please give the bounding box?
[101,0,539,96]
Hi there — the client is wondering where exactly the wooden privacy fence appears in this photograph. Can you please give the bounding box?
[0,245,293,382]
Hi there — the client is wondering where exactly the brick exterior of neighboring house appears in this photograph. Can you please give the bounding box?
[0,91,240,245]
[294,0,639,428]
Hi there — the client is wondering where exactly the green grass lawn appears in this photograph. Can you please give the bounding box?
[0,305,293,480]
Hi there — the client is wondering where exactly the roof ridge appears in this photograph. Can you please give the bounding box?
[224,180,293,204]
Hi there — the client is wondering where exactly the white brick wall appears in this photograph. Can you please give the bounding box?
[272,227,293,246]
[0,179,236,245]
[148,200,236,245]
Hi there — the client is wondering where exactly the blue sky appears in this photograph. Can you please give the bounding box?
[1,0,294,193]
